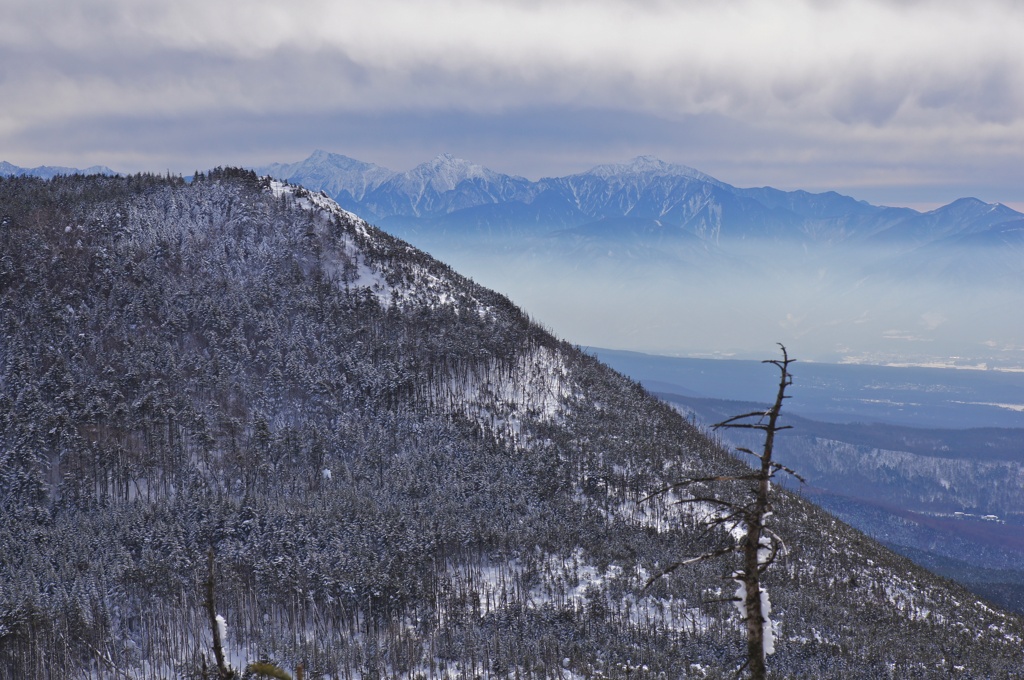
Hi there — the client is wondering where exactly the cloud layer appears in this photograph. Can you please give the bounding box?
[4,0,1024,204]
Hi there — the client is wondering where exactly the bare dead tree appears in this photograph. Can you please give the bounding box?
[645,344,801,680]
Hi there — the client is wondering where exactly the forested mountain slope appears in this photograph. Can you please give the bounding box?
[1,172,1022,678]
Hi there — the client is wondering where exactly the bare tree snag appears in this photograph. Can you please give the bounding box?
[646,344,799,680]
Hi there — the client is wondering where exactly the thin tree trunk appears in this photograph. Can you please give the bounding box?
[204,548,233,679]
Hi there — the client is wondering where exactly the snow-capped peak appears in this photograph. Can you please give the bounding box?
[583,156,716,183]
[397,153,510,194]
[256,151,396,202]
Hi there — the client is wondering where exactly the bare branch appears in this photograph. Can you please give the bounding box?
[670,496,745,511]
[763,528,788,560]
[757,536,782,573]
[641,475,762,503]
[769,462,806,484]
[643,546,740,590]
[704,596,744,604]
[714,411,771,428]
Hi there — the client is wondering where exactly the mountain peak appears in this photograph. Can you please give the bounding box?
[929,196,1023,219]
[403,153,506,192]
[422,152,475,171]
[307,149,354,164]
[940,197,986,209]
[628,155,671,171]
[253,152,395,206]
[583,156,718,183]
[299,149,392,173]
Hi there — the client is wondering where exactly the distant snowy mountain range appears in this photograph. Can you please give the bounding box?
[8,152,1020,248]
[0,160,116,180]
[253,150,1024,247]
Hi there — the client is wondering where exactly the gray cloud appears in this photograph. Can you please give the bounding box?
[3,0,1024,207]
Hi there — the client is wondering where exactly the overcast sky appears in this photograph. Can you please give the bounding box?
[4,0,1024,209]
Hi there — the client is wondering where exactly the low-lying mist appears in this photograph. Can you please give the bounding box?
[411,234,1024,367]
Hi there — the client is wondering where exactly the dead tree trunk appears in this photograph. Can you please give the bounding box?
[645,344,799,680]
[715,344,794,680]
